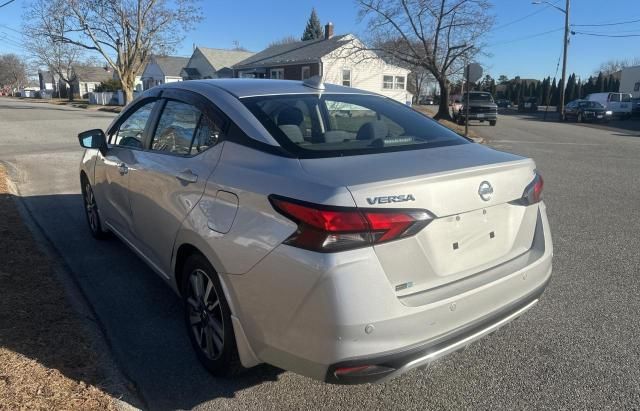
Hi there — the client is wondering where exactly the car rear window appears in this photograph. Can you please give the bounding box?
[242,93,468,158]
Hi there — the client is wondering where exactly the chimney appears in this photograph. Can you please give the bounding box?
[325,22,334,40]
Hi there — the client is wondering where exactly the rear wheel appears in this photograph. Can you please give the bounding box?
[182,254,242,377]
[82,178,109,240]
[489,120,497,126]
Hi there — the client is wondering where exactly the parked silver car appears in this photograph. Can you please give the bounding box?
[78,78,553,384]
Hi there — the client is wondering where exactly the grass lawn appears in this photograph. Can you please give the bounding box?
[0,165,116,410]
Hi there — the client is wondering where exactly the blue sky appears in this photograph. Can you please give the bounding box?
[1,0,639,81]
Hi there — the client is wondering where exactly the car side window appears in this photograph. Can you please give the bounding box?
[191,115,222,154]
[151,100,221,155]
[112,100,157,148]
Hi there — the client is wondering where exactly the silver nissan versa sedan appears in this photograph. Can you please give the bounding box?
[77,78,552,384]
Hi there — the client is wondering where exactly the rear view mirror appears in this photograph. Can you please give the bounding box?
[78,129,107,154]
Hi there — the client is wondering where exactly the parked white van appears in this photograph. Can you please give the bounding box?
[585,92,633,119]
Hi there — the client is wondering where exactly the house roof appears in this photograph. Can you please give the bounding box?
[72,65,113,83]
[234,34,352,69]
[196,47,255,71]
[182,67,201,77]
[153,56,190,77]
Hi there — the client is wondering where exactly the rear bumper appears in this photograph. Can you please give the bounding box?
[226,204,553,383]
[325,277,548,384]
[459,112,498,120]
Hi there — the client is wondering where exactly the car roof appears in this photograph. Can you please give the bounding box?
[158,78,378,99]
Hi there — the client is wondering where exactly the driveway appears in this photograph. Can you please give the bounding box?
[1,98,639,410]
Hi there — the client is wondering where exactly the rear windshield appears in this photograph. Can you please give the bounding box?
[242,93,468,157]
[463,93,493,102]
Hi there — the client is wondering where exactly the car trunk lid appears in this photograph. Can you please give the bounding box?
[299,143,539,296]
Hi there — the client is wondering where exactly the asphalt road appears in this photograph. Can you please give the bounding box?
[1,97,639,410]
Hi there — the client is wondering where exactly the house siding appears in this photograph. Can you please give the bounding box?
[321,43,412,103]
[141,61,183,89]
[183,49,217,79]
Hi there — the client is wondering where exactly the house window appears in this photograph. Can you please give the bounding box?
[383,75,394,89]
[342,69,351,87]
[395,76,405,90]
[301,66,311,80]
[634,82,640,92]
[270,68,284,80]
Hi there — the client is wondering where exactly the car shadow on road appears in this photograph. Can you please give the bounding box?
[14,193,284,410]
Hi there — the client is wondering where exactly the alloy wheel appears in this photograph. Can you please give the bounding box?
[186,269,225,360]
[84,183,99,232]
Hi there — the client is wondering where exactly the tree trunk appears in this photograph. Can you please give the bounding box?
[434,77,452,121]
[65,82,73,101]
[122,74,135,106]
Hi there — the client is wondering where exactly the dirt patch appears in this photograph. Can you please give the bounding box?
[0,165,115,410]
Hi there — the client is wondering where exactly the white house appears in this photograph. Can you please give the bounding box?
[233,23,412,104]
[182,47,254,80]
[69,65,113,99]
[141,55,189,90]
[619,65,640,98]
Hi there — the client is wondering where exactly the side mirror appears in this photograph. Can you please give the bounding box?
[78,129,107,154]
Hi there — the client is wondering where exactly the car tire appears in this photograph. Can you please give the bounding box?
[182,254,243,377]
[489,120,497,126]
[81,178,109,240]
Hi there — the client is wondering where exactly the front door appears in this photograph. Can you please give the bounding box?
[127,94,225,275]
[94,99,158,236]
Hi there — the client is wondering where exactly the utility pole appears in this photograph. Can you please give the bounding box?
[533,0,570,118]
[465,63,470,137]
[559,0,570,118]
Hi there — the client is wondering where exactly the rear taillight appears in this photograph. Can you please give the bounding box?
[269,196,433,252]
[516,171,544,206]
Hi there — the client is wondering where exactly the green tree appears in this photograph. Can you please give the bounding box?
[301,8,324,41]
[595,72,604,92]
[550,78,558,107]
[497,74,509,84]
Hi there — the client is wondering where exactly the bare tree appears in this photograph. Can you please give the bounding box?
[24,0,202,104]
[24,0,84,100]
[355,0,494,120]
[597,57,640,76]
[267,35,299,48]
[409,67,434,101]
[0,53,28,96]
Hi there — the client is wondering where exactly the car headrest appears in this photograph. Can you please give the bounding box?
[356,120,389,141]
[277,107,304,126]
[278,124,305,143]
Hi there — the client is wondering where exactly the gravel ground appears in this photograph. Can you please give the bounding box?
[1,98,639,410]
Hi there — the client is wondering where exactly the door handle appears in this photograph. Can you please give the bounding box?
[117,162,128,175]
[176,169,198,184]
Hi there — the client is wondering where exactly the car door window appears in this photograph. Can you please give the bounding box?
[112,100,157,148]
[151,101,202,155]
[191,115,222,155]
[151,100,222,155]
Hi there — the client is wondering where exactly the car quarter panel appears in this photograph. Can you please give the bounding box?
[173,141,356,279]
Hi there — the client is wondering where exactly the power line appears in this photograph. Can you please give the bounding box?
[572,31,640,38]
[490,27,564,47]
[0,0,16,8]
[0,23,22,34]
[572,17,640,27]
[493,2,560,31]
